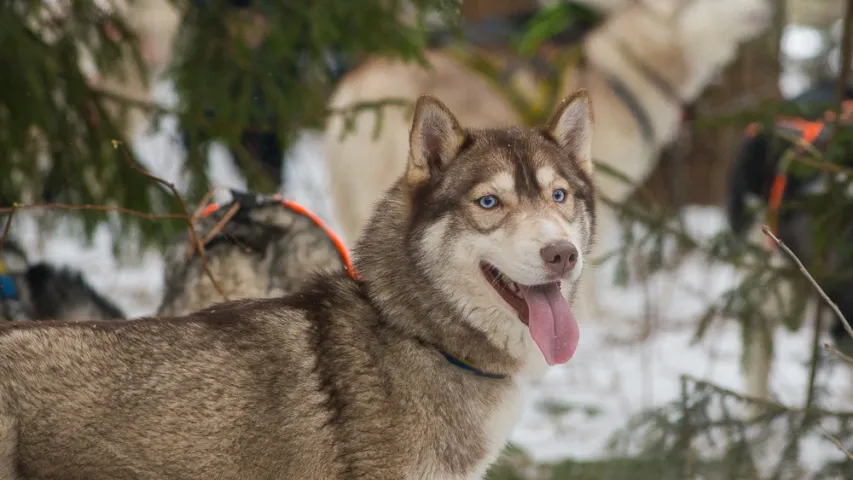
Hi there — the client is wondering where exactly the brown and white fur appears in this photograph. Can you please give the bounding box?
[323,0,772,318]
[0,91,596,479]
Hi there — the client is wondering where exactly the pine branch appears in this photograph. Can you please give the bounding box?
[90,84,413,133]
[0,151,232,305]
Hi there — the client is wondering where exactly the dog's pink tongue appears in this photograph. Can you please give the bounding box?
[520,283,579,366]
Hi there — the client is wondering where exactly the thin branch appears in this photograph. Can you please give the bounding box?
[190,202,241,258]
[191,184,234,218]
[113,141,229,302]
[823,343,853,365]
[761,225,853,342]
[819,422,853,462]
[0,203,189,220]
[0,184,233,307]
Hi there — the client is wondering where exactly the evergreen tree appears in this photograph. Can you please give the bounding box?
[0,0,460,250]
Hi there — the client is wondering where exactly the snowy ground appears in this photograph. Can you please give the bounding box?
[6,23,853,474]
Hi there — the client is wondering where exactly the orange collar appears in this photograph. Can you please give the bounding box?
[199,195,360,280]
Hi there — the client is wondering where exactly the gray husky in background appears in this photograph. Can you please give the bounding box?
[0,90,596,479]
[0,240,125,323]
[157,191,348,317]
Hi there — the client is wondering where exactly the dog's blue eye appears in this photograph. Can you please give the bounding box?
[552,189,567,203]
[477,195,499,209]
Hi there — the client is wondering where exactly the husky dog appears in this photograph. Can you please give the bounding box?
[324,0,771,318]
[727,80,853,402]
[156,190,349,317]
[0,240,125,323]
[0,91,595,479]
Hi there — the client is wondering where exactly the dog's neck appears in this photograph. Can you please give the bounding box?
[353,186,522,378]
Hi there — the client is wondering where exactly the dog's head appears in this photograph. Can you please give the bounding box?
[357,91,596,375]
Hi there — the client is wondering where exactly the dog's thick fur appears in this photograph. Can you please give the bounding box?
[727,80,853,403]
[0,91,596,479]
[1,241,125,323]
[157,191,347,317]
[324,0,771,317]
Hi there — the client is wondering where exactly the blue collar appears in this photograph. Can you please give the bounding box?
[440,350,507,380]
[0,275,18,300]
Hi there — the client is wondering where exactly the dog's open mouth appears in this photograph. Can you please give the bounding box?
[481,263,530,324]
[480,263,579,366]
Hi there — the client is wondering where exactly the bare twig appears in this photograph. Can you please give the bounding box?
[113,141,229,302]
[823,343,853,365]
[0,160,237,309]
[761,225,853,342]
[191,184,234,218]
[819,422,853,461]
[0,203,189,220]
[190,202,241,258]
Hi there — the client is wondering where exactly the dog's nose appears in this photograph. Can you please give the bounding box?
[540,240,579,277]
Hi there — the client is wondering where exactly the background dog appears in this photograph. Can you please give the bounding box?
[156,190,349,316]
[0,91,596,479]
[323,0,772,319]
[0,240,125,322]
[727,79,853,402]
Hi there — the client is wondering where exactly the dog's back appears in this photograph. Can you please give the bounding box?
[0,287,386,479]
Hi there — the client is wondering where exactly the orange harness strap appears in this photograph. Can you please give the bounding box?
[741,103,848,253]
[764,173,787,252]
[199,196,359,280]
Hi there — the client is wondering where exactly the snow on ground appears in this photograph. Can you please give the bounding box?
[8,75,853,472]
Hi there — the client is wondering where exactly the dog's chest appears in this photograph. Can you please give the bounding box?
[469,383,523,479]
[408,380,523,480]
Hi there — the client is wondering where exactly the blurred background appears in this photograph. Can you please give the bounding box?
[1,0,853,478]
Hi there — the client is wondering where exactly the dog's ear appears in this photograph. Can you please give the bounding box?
[406,95,465,185]
[546,89,594,176]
